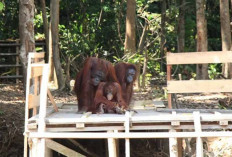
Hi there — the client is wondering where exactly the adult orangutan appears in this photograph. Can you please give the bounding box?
[114,62,137,106]
[94,82,127,114]
[74,57,119,113]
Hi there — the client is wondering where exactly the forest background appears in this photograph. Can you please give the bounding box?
[0,0,231,89]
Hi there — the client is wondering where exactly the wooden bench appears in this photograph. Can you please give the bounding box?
[166,51,232,108]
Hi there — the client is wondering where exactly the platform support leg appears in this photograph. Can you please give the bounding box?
[30,138,38,157]
[24,135,28,157]
[169,129,178,157]
[125,138,130,157]
[108,131,117,157]
[193,112,203,157]
[37,138,46,157]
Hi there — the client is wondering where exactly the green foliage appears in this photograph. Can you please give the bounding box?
[0,0,18,40]
[0,2,4,11]
[0,0,227,86]
[208,64,221,80]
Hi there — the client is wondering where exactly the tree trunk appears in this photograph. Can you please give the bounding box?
[160,0,166,72]
[141,50,148,88]
[51,0,65,90]
[65,56,71,91]
[124,0,136,53]
[116,0,124,45]
[196,0,208,80]
[19,0,35,89]
[137,23,148,89]
[40,0,49,62]
[220,0,232,78]
[177,0,185,52]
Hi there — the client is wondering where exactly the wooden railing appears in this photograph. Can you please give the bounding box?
[166,51,232,108]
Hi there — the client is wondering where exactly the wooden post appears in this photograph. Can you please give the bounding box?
[167,53,172,109]
[169,111,178,157]
[24,54,33,157]
[108,130,117,157]
[31,138,38,157]
[169,129,178,157]
[193,111,203,157]
[125,112,130,157]
[37,64,50,157]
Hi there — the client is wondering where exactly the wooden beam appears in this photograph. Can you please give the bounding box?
[167,63,172,108]
[68,139,99,157]
[47,89,58,112]
[167,80,232,93]
[215,112,228,126]
[30,131,232,139]
[167,51,232,65]
[28,52,45,58]
[169,129,178,157]
[171,111,180,126]
[108,130,117,157]
[157,108,232,113]
[193,112,203,157]
[31,66,43,78]
[28,94,40,109]
[125,112,130,157]
[45,139,85,157]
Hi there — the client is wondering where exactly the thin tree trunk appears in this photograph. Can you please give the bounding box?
[98,0,104,27]
[51,0,65,90]
[220,0,232,78]
[196,0,208,80]
[40,0,49,62]
[160,0,166,72]
[116,0,125,45]
[48,23,57,88]
[19,0,35,89]
[124,0,136,53]
[137,22,148,89]
[65,56,71,90]
[141,50,148,88]
[177,0,185,52]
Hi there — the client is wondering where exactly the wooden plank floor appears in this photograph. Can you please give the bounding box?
[27,103,232,132]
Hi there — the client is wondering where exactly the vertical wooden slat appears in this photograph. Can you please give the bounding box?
[169,111,178,157]
[108,130,117,157]
[177,131,183,157]
[125,112,130,157]
[31,138,38,157]
[32,57,39,116]
[37,64,49,157]
[167,63,172,109]
[47,89,58,112]
[193,112,203,157]
[114,130,120,157]
[169,129,178,157]
[38,64,49,133]
[24,54,32,157]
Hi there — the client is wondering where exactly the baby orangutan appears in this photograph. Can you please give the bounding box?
[94,82,127,114]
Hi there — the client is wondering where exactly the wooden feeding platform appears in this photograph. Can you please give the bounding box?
[27,104,232,133]
[24,52,232,157]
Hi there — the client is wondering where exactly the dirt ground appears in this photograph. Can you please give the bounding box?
[1,83,232,157]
